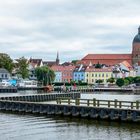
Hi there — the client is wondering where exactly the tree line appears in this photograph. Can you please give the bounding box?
[0,54,55,86]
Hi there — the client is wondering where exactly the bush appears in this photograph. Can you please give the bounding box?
[116,78,124,87]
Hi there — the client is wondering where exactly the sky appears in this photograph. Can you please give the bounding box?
[0,0,140,63]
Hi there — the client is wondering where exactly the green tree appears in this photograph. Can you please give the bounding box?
[0,53,14,73]
[95,62,102,68]
[133,76,140,84]
[124,77,134,84]
[107,77,115,84]
[71,60,78,65]
[17,57,29,79]
[35,66,55,86]
[96,79,103,84]
[124,79,129,86]
[116,78,124,87]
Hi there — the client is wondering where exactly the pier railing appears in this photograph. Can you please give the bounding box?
[56,98,140,110]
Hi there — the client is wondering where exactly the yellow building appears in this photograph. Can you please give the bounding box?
[85,67,113,84]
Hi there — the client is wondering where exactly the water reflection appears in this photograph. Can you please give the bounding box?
[0,112,140,140]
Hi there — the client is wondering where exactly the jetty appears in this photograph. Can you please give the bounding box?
[0,87,17,93]
[0,92,140,122]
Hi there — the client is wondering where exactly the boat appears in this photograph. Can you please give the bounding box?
[18,80,38,88]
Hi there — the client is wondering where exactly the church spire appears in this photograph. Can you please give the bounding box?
[56,51,60,65]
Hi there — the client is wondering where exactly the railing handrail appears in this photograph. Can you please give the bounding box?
[56,98,140,110]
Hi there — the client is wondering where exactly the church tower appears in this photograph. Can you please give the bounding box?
[56,51,60,65]
[132,26,140,64]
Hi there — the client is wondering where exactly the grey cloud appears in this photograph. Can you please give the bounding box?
[0,0,140,62]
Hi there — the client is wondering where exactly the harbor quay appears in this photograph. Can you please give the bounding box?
[0,92,140,123]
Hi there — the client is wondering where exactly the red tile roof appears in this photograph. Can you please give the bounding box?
[120,61,132,68]
[86,67,112,72]
[51,65,75,72]
[28,58,42,66]
[78,54,132,66]
[82,54,132,60]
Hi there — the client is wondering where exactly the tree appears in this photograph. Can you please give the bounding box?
[96,79,103,84]
[107,77,115,84]
[116,78,124,87]
[95,62,102,68]
[71,60,78,65]
[124,79,129,86]
[124,77,134,84]
[0,53,14,73]
[35,66,55,86]
[17,57,29,79]
[133,76,140,84]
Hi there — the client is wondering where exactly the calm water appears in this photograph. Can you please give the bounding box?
[0,91,140,140]
[0,113,140,140]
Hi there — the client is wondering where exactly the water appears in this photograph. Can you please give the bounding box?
[0,112,140,140]
[0,91,140,140]
[81,92,140,101]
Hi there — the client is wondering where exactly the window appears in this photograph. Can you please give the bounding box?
[102,74,104,77]
[99,74,100,77]
[5,74,7,78]
[95,74,97,77]
[92,74,94,77]
[87,74,88,77]
[106,74,108,77]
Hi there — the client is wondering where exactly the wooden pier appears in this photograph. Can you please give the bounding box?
[0,92,140,122]
[0,87,17,93]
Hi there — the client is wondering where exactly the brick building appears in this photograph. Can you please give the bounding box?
[78,26,140,66]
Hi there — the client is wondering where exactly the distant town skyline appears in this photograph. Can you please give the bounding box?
[0,0,140,62]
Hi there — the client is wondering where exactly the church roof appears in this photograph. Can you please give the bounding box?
[82,54,132,60]
[133,26,140,43]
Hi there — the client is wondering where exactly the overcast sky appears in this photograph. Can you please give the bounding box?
[0,0,140,62]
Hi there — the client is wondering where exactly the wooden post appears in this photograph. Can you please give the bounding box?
[114,99,118,108]
[93,98,96,107]
[87,100,90,106]
[97,100,100,107]
[68,98,70,105]
[78,98,80,105]
[131,102,133,109]
[108,101,110,108]
[75,98,80,105]
[59,98,61,104]
[119,101,122,108]
[136,100,139,109]
[56,98,59,104]
[75,99,77,105]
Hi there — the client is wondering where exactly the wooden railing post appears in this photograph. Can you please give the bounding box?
[131,102,133,109]
[87,99,90,106]
[97,100,100,107]
[56,98,59,104]
[136,100,139,109]
[114,99,118,108]
[108,101,110,108]
[75,98,80,105]
[119,101,122,108]
[59,98,61,104]
[93,98,96,107]
[68,98,70,105]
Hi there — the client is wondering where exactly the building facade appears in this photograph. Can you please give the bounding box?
[0,68,10,80]
[51,65,75,83]
[73,65,87,82]
[85,67,112,84]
